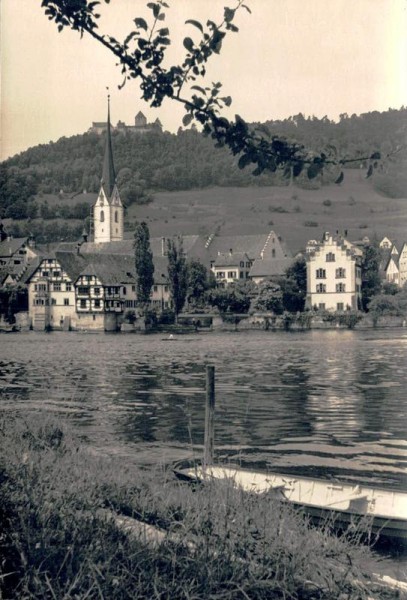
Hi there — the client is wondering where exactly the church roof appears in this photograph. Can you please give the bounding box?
[101,99,116,198]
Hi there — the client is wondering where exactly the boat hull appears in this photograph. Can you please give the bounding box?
[175,464,407,541]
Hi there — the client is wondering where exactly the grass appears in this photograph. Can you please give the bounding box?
[0,413,402,599]
[127,171,407,253]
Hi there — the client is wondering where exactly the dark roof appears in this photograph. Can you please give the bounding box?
[214,252,250,267]
[249,257,293,278]
[101,102,116,198]
[206,231,292,261]
[0,237,28,258]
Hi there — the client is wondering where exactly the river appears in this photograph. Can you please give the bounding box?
[1,328,406,492]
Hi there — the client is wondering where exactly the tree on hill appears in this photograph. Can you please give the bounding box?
[134,221,155,311]
[41,0,389,184]
[167,236,188,322]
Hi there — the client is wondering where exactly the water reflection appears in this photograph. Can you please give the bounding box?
[1,329,406,487]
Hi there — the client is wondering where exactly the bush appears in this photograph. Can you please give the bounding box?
[322,199,332,207]
[303,220,319,228]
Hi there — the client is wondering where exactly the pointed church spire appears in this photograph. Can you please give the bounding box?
[101,92,116,198]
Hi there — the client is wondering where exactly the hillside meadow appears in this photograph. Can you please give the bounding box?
[128,171,407,253]
[4,171,406,252]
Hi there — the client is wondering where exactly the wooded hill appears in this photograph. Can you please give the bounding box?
[1,107,406,225]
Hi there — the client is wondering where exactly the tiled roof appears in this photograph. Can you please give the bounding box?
[249,257,293,278]
[214,252,249,267]
[0,238,28,258]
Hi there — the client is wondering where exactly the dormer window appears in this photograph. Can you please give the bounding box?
[326,252,335,262]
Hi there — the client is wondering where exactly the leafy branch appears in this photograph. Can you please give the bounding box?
[41,0,392,182]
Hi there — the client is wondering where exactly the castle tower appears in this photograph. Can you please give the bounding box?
[93,95,124,243]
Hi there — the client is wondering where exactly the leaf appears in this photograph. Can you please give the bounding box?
[238,153,252,169]
[221,96,232,107]
[242,4,252,13]
[182,113,194,127]
[183,37,194,53]
[185,19,204,33]
[158,27,169,36]
[366,165,374,178]
[191,85,206,95]
[224,7,235,22]
[335,171,344,185]
[307,163,322,179]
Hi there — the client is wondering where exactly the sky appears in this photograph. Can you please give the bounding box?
[1,0,406,160]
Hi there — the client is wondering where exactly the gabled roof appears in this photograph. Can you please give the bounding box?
[249,257,293,278]
[205,232,292,261]
[0,237,28,258]
[214,252,250,267]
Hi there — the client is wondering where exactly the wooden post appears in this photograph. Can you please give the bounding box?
[204,364,215,466]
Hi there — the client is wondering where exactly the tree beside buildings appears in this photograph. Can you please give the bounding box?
[134,222,155,311]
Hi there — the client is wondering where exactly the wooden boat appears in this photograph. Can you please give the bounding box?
[175,464,407,540]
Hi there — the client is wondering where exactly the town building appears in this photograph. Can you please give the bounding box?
[0,228,38,285]
[306,232,363,311]
[380,241,407,288]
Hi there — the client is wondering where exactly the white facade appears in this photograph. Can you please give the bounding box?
[306,233,363,311]
[28,258,76,329]
[93,185,124,243]
[399,243,407,288]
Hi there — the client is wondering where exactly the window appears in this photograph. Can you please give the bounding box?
[80,299,87,309]
[66,283,72,291]
[132,285,136,292]
[14,259,21,265]
[336,283,346,292]
[246,262,251,268]
[38,284,47,292]
[240,272,244,278]
[318,303,326,310]
[356,284,360,292]
[51,298,56,305]
[336,268,346,278]
[94,287,100,295]
[53,271,60,277]
[153,285,158,292]
[316,283,326,293]
[316,268,326,279]
[123,287,127,295]
[326,253,335,262]
[337,303,344,311]
[77,286,89,295]
[42,271,49,277]
[240,261,244,268]
[64,298,69,306]
[272,249,276,258]
[115,210,118,223]
[227,271,236,279]
[53,283,61,291]
[164,286,168,292]
[100,210,105,222]
[94,299,101,308]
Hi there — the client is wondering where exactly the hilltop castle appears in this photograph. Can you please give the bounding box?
[89,110,162,135]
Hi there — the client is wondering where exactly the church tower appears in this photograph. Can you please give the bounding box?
[93,95,124,243]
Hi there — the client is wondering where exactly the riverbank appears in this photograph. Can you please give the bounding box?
[0,414,403,599]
